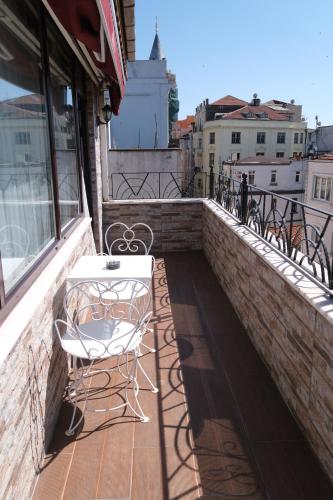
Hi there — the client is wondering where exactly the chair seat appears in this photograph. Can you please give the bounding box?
[62,319,143,359]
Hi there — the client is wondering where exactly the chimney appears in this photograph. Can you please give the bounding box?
[251,93,261,106]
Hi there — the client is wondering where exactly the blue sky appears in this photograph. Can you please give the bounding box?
[136,0,333,128]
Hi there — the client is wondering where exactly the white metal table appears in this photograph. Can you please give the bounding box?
[67,255,153,285]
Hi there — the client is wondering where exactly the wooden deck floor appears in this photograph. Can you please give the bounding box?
[33,252,333,500]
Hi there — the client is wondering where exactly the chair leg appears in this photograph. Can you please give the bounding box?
[65,358,91,436]
[127,352,149,423]
[136,357,159,393]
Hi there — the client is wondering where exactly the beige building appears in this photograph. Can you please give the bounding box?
[193,95,307,176]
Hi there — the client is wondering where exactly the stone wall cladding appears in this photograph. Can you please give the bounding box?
[0,221,96,499]
[202,199,333,482]
[86,78,103,252]
[102,199,203,253]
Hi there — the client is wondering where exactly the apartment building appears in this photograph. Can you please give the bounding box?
[193,94,307,174]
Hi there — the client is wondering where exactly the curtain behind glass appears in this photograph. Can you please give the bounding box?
[47,19,80,229]
[0,0,55,294]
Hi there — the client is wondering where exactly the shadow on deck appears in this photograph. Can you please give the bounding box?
[33,252,333,500]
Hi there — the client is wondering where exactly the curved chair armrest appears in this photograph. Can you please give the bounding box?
[151,255,156,276]
[54,318,76,344]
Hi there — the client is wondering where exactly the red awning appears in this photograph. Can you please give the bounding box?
[47,0,125,115]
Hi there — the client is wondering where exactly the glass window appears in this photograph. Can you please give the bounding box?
[313,176,332,201]
[276,152,284,158]
[47,18,80,229]
[277,132,285,144]
[248,170,255,184]
[270,170,277,184]
[295,171,300,182]
[257,132,265,144]
[209,132,215,144]
[300,132,304,144]
[0,0,55,295]
[209,152,214,166]
[231,132,241,144]
[294,132,299,144]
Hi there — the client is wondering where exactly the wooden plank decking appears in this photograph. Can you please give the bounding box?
[33,252,333,500]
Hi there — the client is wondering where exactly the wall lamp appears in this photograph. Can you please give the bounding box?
[96,104,112,126]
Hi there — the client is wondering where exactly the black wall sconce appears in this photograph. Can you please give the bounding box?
[96,104,112,126]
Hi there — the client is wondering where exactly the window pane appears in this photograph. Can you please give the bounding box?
[47,18,80,229]
[313,176,320,198]
[320,178,327,199]
[0,0,55,294]
[326,178,331,201]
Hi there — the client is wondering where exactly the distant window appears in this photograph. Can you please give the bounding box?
[277,132,285,144]
[256,112,268,119]
[300,132,304,144]
[237,152,240,160]
[198,138,202,149]
[209,152,214,166]
[294,132,299,144]
[15,131,31,145]
[209,132,215,144]
[293,152,298,158]
[232,132,241,144]
[248,170,255,184]
[270,170,277,184]
[276,152,284,158]
[295,171,300,182]
[256,152,264,156]
[311,225,321,244]
[257,132,265,144]
[313,175,332,201]
[292,198,298,213]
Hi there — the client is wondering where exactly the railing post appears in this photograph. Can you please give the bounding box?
[209,165,215,199]
[240,173,248,224]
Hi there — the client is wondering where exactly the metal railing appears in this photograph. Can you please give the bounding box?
[109,171,201,199]
[214,172,333,290]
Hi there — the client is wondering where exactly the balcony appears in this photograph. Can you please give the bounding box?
[29,198,333,499]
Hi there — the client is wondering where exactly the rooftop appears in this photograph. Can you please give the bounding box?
[212,95,248,106]
[221,104,290,121]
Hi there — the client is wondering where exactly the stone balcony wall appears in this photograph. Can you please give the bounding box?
[0,219,95,499]
[102,199,203,253]
[202,199,333,482]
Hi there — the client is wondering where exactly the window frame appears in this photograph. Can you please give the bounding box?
[295,171,301,183]
[231,132,241,144]
[257,132,265,144]
[277,132,286,144]
[209,132,215,145]
[270,169,277,185]
[294,132,299,144]
[0,3,85,319]
[248,170,255,185]
[276,152,285,158]
[312,175,332,202]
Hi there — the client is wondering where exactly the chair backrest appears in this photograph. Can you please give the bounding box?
[105,222,153,255]
[0,224,30,257]
[56,279,152,359]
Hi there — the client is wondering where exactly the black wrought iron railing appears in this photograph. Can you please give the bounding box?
[215,173,333,290]
[109,171,202,200]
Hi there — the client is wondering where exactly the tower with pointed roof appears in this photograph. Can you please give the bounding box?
[110,22,177,149]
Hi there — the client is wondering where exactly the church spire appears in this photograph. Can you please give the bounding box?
[149,18,165,60]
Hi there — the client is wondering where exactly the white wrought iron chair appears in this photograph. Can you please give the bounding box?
[103,222,156,353]
[55,279,157,436]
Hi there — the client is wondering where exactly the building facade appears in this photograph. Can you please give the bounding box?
[193,95,307,174]
[0,0,133,496]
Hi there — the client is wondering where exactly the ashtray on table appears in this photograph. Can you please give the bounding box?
[106,260,120,270]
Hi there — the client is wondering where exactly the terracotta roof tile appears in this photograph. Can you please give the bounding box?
[212,95,248,106]
[222,104,289,121]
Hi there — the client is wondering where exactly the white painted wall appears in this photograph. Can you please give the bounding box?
[110,60,171,149]
[108,149,182,199]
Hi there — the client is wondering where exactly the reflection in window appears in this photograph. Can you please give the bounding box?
[0,0,55,294]
[47,19,80,228]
